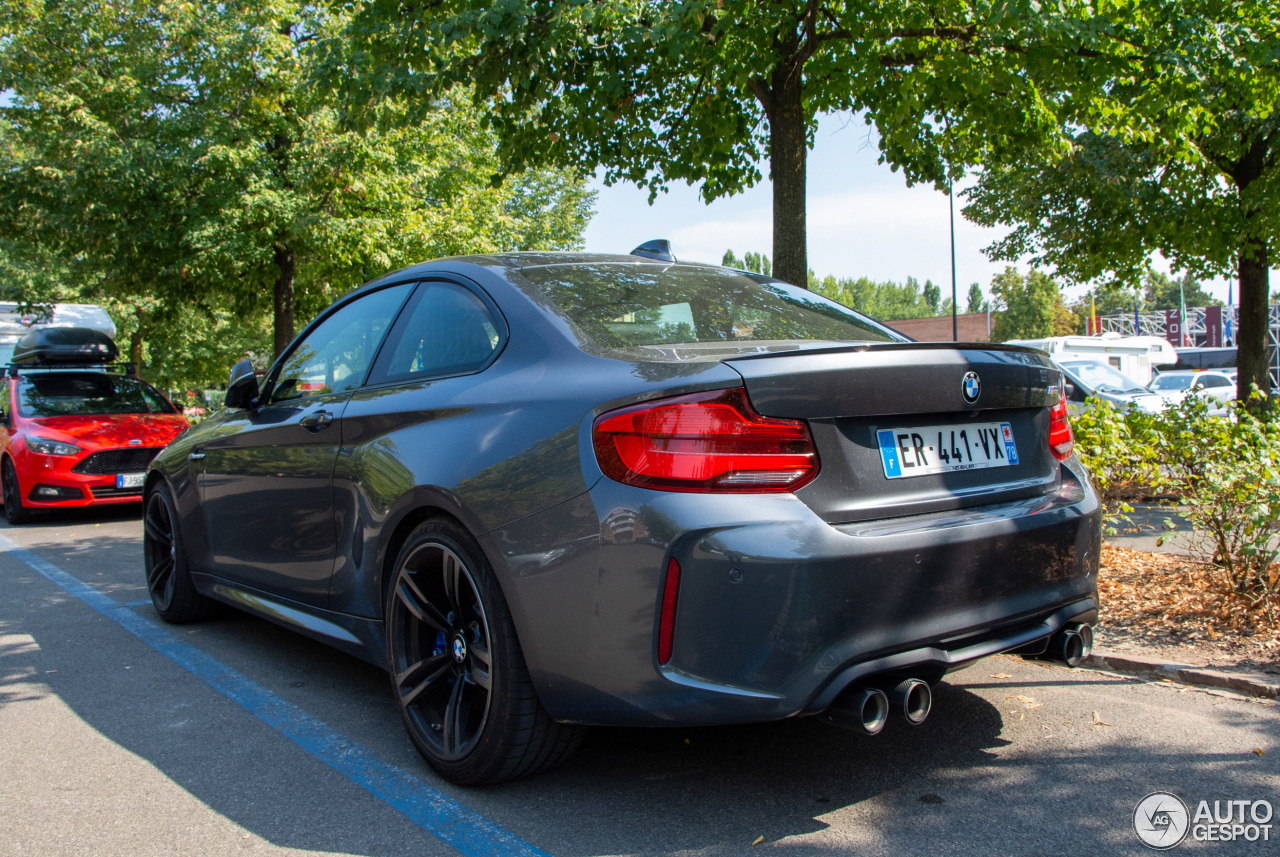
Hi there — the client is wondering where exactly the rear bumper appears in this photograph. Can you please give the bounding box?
[493,459,1101,727]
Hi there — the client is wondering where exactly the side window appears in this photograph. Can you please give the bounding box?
[1202,375,1229,388]
[368,282,502,385]
[269,284,412,404]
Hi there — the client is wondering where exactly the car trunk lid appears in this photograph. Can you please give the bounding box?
[724,343,1066,523]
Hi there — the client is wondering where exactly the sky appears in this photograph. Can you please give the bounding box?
[582,112,1248,307]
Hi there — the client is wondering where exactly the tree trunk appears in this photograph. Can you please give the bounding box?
[273,243,296,359]
[129,306,146,379]
[129,328,144,378]
[768,65,807,288]
[1235,237,1271,402]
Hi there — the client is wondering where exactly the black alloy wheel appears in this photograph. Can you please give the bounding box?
[143,483,217,623]
[390,540,494,762]
[2,458,31,525]
[386,518,585,785]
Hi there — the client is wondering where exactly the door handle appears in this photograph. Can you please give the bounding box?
[299,411,333,432]
[188,451,206,461]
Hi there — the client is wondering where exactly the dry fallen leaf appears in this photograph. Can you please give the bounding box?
[1006,695,1042,709]
[1096,545,1280,649]
[1018,711,1025,721]
[1093,711,1111,727]
[1254,748,1265,756]
[752,836,764,846]
[989,673,1012,679]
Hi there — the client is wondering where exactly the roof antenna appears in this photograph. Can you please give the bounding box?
[630,239,676,262]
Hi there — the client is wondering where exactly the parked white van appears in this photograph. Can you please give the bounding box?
[1003,333,1177,385]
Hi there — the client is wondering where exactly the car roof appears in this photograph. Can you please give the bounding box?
[350,252,737,296]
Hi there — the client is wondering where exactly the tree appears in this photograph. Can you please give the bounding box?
[342,0,1278,395]
[339,0,1135,288]
[811,273,942,321]
[0,0,595,367]
[1143,271,1220,312]
[923,281,942,315]
[966,283,986,314]
[722,250,743,269]
[962,0,1280,398]
[989,268,1077,341]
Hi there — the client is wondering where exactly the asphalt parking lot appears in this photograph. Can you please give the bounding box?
[1,507,1277,857]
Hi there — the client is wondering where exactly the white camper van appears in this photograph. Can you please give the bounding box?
[0,304,118,367]
[1003,333,1177,386]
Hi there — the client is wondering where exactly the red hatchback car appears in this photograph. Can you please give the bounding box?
[0,328,188,524]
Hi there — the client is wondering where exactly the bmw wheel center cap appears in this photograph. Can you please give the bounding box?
[961,371,982,404]
[451,635,468,663]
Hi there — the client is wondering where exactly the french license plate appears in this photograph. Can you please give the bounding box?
[116,473,145,489]
[877,422,1019,479]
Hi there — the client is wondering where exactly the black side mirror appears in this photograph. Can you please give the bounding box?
[224,359,259,410]
[1064,382,1076,400]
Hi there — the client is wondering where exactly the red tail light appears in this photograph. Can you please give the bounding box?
[658,558,681,665]
[1049,389,1074,460]
[592,387,818,493]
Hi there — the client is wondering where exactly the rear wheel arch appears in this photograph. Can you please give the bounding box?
[374,487,507,618]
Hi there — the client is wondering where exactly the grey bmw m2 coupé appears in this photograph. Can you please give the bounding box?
[143,248,1100,784]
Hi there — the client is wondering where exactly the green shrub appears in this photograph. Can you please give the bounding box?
[1071,398,1164,532]
[1073,391,1280,611]
[1159,394,1280,607]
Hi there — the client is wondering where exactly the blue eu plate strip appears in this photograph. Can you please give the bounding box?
[876,429,903,478]
[0,533,552,857]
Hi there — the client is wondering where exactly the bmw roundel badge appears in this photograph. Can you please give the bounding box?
[961,371,981,404]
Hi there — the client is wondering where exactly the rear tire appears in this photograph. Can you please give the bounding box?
[385,517,585,785]
[2,458,32,525]
[144,482,218,623]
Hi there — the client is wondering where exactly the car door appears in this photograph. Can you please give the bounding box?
[328,279,506,616]
[1198,373,1234,406]
[195,283,413,606]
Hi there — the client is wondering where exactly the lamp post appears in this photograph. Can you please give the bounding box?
[949,180,957,342]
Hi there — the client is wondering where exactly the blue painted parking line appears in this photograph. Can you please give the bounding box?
[122,599,152,607]
[0,533,552,857]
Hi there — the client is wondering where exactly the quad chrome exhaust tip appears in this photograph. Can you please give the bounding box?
[823,686,890,735]
[1020,622,1094,667]
[882,678,932,726]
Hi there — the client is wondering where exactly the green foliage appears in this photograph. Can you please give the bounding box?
[923,282,941,314]
[989,267,1077,341]
[336,0,1185,286]
[740,252,771,276]
[0,0,595,380]
[811,274,948,321]
[966,283,986,314]
[1074,393,1280,606]
[722,250,742,269]
[1070,398,1164,532]
[1143,270,1219,312]
[962,0,1280,395]
[1158,394,1280,603]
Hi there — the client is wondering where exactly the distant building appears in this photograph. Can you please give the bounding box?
[883,312,993,342]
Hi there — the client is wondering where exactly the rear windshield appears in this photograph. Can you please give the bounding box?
[519,264,902,350]
[1063,361,1146,394]
[17,373,177,417]
[1150,374,1194,391]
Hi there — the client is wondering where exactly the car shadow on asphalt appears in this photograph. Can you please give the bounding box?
[4,534,1278,856]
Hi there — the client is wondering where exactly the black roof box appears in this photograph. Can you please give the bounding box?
[11,327,119,365]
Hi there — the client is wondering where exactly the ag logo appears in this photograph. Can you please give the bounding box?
[1134,792,1190,849]
[961,371,981,404]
